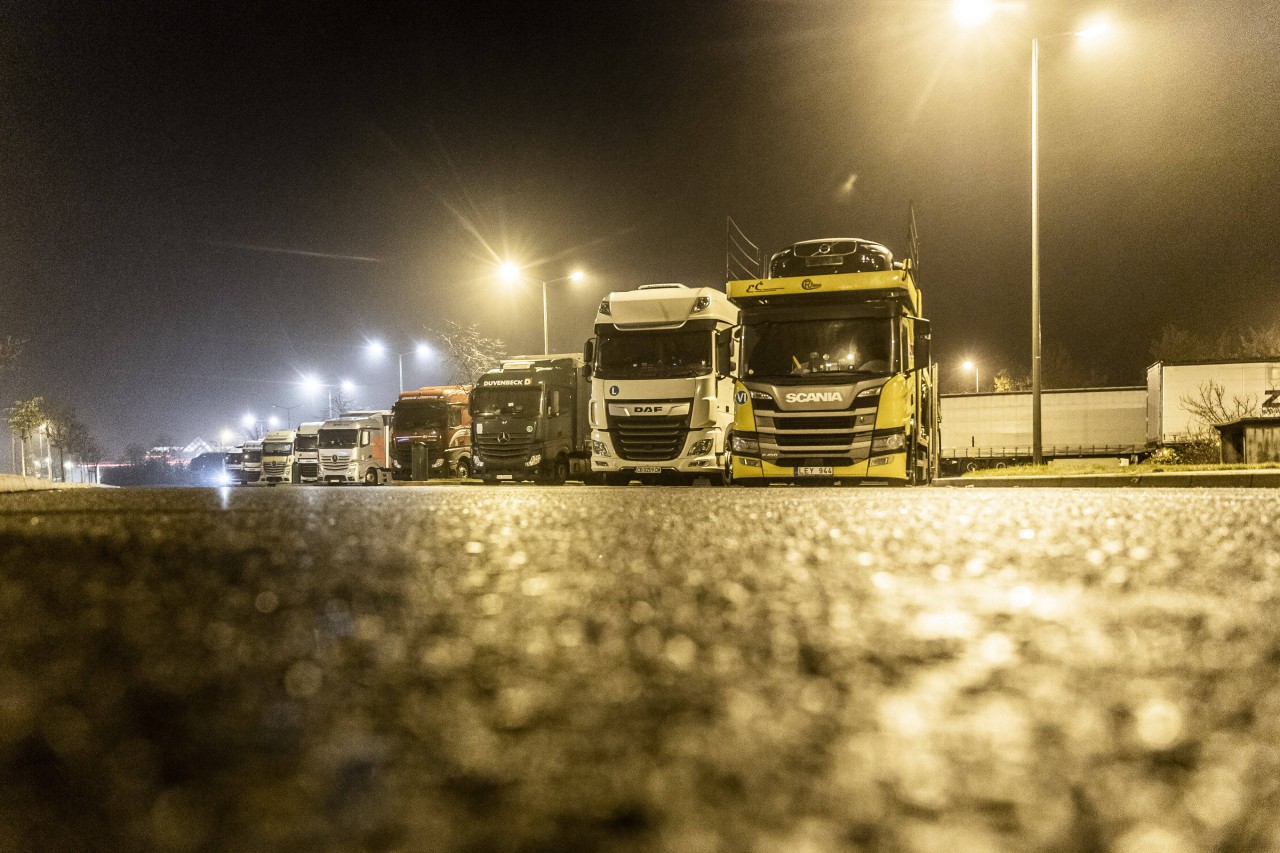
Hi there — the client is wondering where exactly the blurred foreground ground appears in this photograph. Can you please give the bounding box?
[2,486,1280,852]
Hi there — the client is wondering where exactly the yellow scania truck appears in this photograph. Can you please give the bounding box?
[726,237,937,485]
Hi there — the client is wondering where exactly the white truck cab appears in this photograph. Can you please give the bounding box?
[259,429,300,485]
[317,411,392,485]
[241,439,263,485]
[586,283,740,485]
[294,421,323,483]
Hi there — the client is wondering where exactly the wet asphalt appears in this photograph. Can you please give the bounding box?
[2,484,1280,852]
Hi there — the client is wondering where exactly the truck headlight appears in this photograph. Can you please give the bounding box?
[690,438,713,456]
[527,454,542,467]
[731,434,758,454]
[871,432,905,452]
[592,440,609,456]
[474,457,484,467]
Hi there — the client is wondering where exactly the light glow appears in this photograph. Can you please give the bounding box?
[952,0,996,28]
[569,270,584,282]
[241,412,256,428]
[367,340,387,358]
[415,342,431,359]
[1075,16,1111,41]
[499,262,521,284]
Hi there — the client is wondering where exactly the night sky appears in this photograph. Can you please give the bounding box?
[3,0,1278,457]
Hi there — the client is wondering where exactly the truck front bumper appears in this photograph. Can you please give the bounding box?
[589,429,722,477]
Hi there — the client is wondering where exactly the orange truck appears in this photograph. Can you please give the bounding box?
[389,386,473,480]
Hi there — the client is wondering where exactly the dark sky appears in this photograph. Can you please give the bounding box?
[3,0,1278,456]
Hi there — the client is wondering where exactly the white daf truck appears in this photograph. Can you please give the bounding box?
[294,421,324,483]
[586,283,740,485]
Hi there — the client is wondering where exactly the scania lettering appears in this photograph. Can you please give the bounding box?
[470,355,591,484]
[318,411,392,485]
[727,234,937,486]
[390,387,471,480]
[586,283,740,485]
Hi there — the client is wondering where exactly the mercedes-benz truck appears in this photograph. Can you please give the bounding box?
[317,411,392,485]
[390,386,472,480]
[471,355,591,484]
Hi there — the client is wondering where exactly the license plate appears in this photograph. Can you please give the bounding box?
[496,474,514,480]
[796,466,834,477]
[635,466,662,474]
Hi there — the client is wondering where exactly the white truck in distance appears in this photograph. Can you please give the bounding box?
[587,283,739,485]
[259,429,299,484]
[317,411,392,485]
[294,421,323,483]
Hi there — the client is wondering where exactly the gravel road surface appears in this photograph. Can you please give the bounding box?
[2,486,1279,852]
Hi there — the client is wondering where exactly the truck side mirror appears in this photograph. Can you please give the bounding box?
[913,321,932,370]
[583,339,595,378]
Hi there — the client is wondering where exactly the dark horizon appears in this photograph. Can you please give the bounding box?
[3,0,1278,458]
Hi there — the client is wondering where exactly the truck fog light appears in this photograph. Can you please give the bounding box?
[690,438,713,456]
[527,454,542,467]
[731,434,759,454]
[432,458,444,468]
[870,455,892,467]
[474,457,484,467]
[741,458,761,468]
[591,441,609,456]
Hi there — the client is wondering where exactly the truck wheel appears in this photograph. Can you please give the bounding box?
[364,468,379,485]
[551,457,569,486]
[719,455,734,487]
[457,457,472,479]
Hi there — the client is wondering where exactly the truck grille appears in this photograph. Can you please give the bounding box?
[474,434,535,465]
[263,460,287,476]
[606,414,690,461]
[754,403,874,466]
[299,462,318,479]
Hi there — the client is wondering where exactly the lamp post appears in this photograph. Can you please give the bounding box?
[963,360,980,393]
[500,263,585,355]
[368,341,432,393]
[952,3,1111,465]
[301,375,356,419]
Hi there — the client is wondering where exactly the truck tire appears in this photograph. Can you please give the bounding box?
[364,468,379,485]
[456,457,472,479]
[551,456,569,485]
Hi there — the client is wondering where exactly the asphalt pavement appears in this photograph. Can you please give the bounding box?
[3,484,1280,852]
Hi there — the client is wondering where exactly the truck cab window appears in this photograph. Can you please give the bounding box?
[360,430,371,447]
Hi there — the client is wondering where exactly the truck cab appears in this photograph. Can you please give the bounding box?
[470,355,590,484]
[260,429,300,485]
[587,284,740,485]
[318,412,392,485]
[294,421,323,483]
[241,440,263,485]
[226,448,244,485]
[390,387,472,480]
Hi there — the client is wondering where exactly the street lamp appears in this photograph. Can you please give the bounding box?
[368,340,432,393]
[952,1,1113,464]
[963,359,980,393]
[300,374,355,419]
[500,263,585,355]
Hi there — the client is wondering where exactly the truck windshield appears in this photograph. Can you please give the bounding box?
[319,429,358,449]
[392,400,447,432]
[595,329,712,379]
[294,435,317,452]
[244,450,262,463]
[472,386,542,417]
[743,318,893,379]
[262,442,292,455]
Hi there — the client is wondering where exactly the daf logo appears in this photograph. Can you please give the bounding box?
[785,391,845,403]
[609,385,620,397]
[817,243,832,254]
[633,405,661,413]
[801,278,820,290]
[734,390,747,405]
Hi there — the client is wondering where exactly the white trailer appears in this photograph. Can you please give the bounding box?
[1146,360,1280,445]
[586,283,739,485]
[940,387,1147,474]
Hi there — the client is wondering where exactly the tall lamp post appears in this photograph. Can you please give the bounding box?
[499,263,585,355]
[952,2,1111,465]
[368,341,432,393]
[301,375,356,419]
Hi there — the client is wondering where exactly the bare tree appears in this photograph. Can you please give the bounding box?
[992,369,1030,392]
[1180,380,1258,429]
[1152,322,1280,362]
[427,320,507,385]
[6,397,45,477]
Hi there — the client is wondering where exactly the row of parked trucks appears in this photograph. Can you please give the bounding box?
[220,234,939,487]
